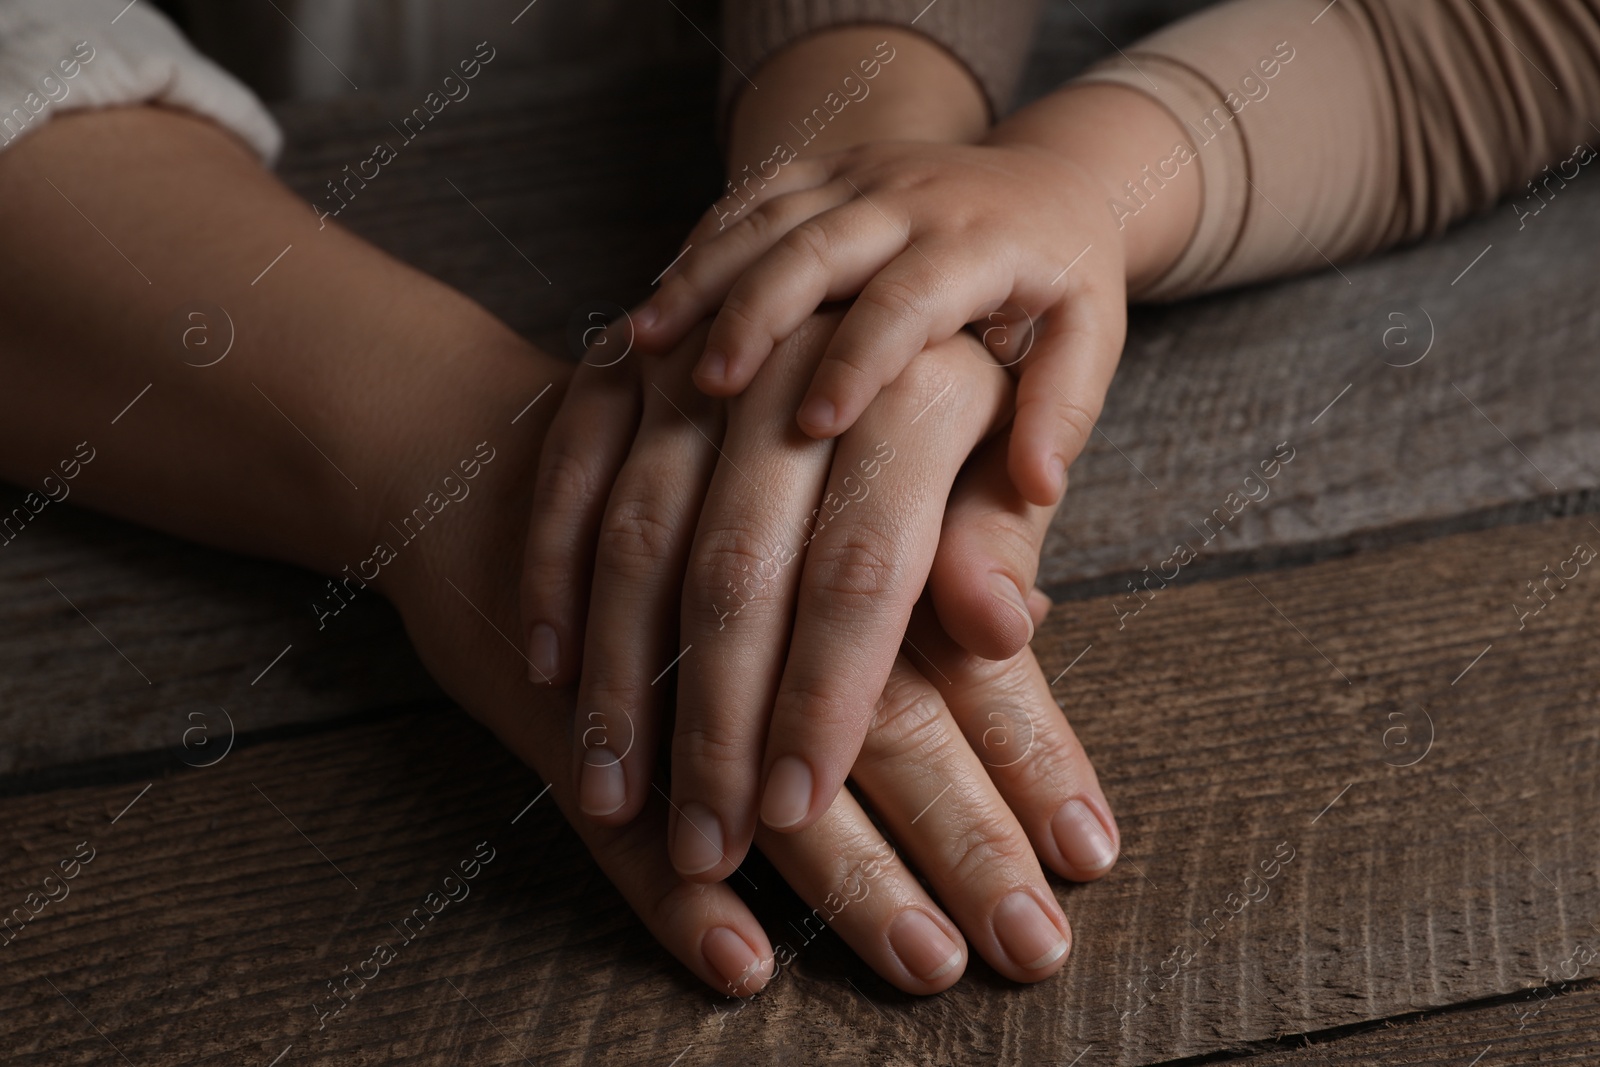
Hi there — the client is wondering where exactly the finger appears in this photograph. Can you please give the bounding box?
[797,242,1010,438]
[699,199,910,395]
[676,155,834,252]
[930,432,1057,661]
[759,331,1011,836]
[519,359,642,685]
[637,182,856,355]
[1009,286,1127,507]
[850,656,1072,980]
[575,334,722,825]
[670,313,844,881]
[490,702,776,999]
[754,781,969,993]
[909,609,1121,883]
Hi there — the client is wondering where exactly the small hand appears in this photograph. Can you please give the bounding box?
[631,138,1130,507]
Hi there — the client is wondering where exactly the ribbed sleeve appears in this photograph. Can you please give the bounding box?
[720,0,1043,122]
[1073,0,1600,299]
[0,0,281,162]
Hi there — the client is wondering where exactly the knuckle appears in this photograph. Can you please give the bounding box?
[715,293,767,343]
[772,674,856,734]
[953,508,1038,573]
[689,522,788,615]
[1032,391,1102,461]
[598,492,680,570]
[865,673,948,758]
[741,200,786,246]
[804,524,903,607]
[781,218,832,269]
[535,438,604,508]
[673,721,755,774]
[946,818,1032,884]
[860,275,927,323]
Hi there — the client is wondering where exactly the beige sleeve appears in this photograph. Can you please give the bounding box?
[1074,0,1600,300]
[720,0,1042,122]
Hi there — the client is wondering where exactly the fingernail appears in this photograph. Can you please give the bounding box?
[672,801,725,875]
[578,748,625,817]
[888,909,963,982]
[994,891,1068,971]
[989,572,1035,641]
[760,756,814,829]
[634,303,659,330]
[528,623,558,683]
[1049,455,1068,497]
[1052,798,1118,873]
[798,396,836,434]
[698,350,728,384]
[1026,587,1052,622]
[703,927,771,995]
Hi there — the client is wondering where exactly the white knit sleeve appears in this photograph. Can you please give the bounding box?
[0,0,281,163]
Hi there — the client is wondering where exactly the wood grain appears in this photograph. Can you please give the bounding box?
[1235,982,1600,1066]
[0,490,438,780]
[3,514,1595,1065]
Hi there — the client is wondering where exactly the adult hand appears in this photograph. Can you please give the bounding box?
[398,442,1119,989]
[521,311,1117,887]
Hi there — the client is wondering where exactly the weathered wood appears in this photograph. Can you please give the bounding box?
[4,514,1595,1065]
[0,490,438,779]
[1235,981,1600,1065]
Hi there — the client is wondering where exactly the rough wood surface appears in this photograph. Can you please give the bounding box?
[4,515,1595,1065]
[0,492,437,781]
[1236,982,1600,1066]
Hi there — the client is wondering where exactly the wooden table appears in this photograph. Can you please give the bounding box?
[4,5,1598,1064]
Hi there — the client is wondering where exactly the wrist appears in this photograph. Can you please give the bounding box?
[988,83,1201,293]
[726,26,988,170]
[337,317,569,609]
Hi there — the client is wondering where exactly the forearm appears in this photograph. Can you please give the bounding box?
[726,26,988,172]
[0,107,567,584]
[987,83,1202,296]
[1048,0,1600,299]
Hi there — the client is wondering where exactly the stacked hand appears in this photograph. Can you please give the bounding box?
[499,310,1118,993]
[517,108,1144,934]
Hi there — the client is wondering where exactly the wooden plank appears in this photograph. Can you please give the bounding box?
[3,513,1595,1065]
[0,491,438,780]
[1047,180,1600,593]
[1228,982,1600,1065]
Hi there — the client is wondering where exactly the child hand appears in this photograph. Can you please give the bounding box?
[629,137,1130,507]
